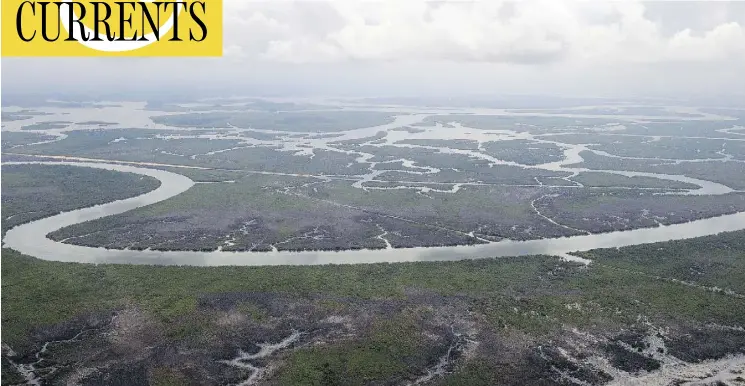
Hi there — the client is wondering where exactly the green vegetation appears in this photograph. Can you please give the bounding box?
[0,249,544,346]
[276,313,439,385]
[1,109,54,121]
[21,129,371,176]
[77,120,117,126]
[3,240,743,342]
[195,146,370,175]
[20,129,244,163]
[397,138,481,150]
[621,120,742,140]
[538,189,745,233]
[47,174,391,251]
[3,230,745,384]
[0,132,57,150]
[481,139,565,165]
[572,171,699,190]
[52,176,594,252]
[45,164,745,253]
[570,150,745,190]
[149,367,190,386]
[144,98,327,113]
[418,114,617,133]
[507,107,700,117]
[150,111,395,132]
[304,181,577,240]
[579,230,745,294]
[1,164,161,235]
[20,121,71,131]
[0,358,24,384]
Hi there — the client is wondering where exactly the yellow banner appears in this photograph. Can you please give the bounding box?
[2,0,223,56]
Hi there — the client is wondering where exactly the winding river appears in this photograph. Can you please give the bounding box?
[3,161,745,267]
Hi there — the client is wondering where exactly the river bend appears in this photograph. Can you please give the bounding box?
[3,161,745,266]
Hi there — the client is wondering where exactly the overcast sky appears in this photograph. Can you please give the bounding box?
[3,0,745,100]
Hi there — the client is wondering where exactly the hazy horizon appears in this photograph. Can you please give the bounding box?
[3,0,745,101]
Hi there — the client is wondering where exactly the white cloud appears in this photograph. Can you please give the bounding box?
[666,22,745,61]
[221,0,745,65]
[3,1,744,99]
